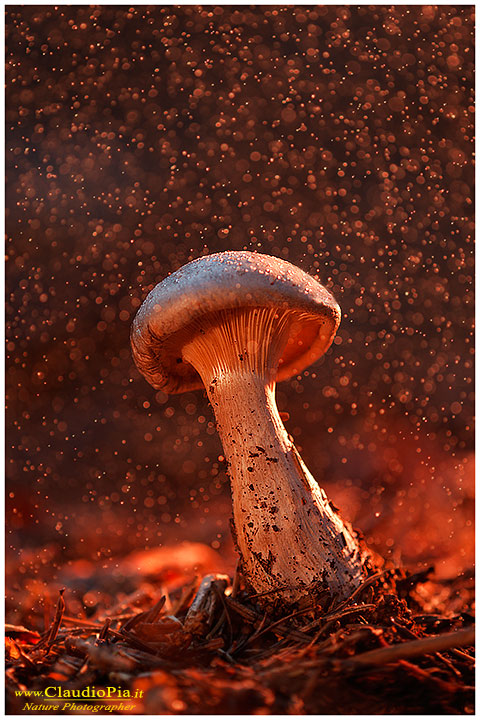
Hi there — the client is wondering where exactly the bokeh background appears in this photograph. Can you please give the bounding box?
[6,5,474,596]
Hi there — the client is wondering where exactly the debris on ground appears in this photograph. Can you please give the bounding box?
[6,547,475,715]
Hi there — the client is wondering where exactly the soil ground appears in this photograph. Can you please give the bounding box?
[6,544,474,715]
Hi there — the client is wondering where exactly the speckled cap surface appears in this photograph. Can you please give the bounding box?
[131,251,341,393]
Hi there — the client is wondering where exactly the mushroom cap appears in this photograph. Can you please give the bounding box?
[131,251,341,393]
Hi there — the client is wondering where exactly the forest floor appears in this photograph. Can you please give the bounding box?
[5,542,475,715]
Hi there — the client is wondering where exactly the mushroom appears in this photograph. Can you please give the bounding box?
[131,251,370,604]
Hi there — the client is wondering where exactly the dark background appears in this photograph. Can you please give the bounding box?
[6,6,474,587]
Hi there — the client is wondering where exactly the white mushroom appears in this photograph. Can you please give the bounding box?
[131,251,369,605]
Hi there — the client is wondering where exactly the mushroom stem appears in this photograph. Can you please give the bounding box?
[182,310,366,604]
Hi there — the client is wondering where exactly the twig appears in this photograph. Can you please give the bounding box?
[246,637,290,662]
[67,637,139,671]
[216,647,236,664]
[226,597,310,642]
[301,603,376,633]
[13,641,36,670]
[397,659,460,692]
[212,582,233,642]
[342,626,475,669]
[391,619,419,640]
[301,625,382,660]
[434,652,462,678]
[225,597,257,624]
[122,596,167,632]
[333,570,389,612]
[115,627,162,656]
[450,647,475,663]
[46,589,66,649]
[98,617,111,641]
[231,559,241,598]
[60,615,103,629]
[144,596,167,624]
[171,577,198,616]
[303,620,335,648]
[206,608,226,640]
[237,611,269,650]
[244,605,315,643]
